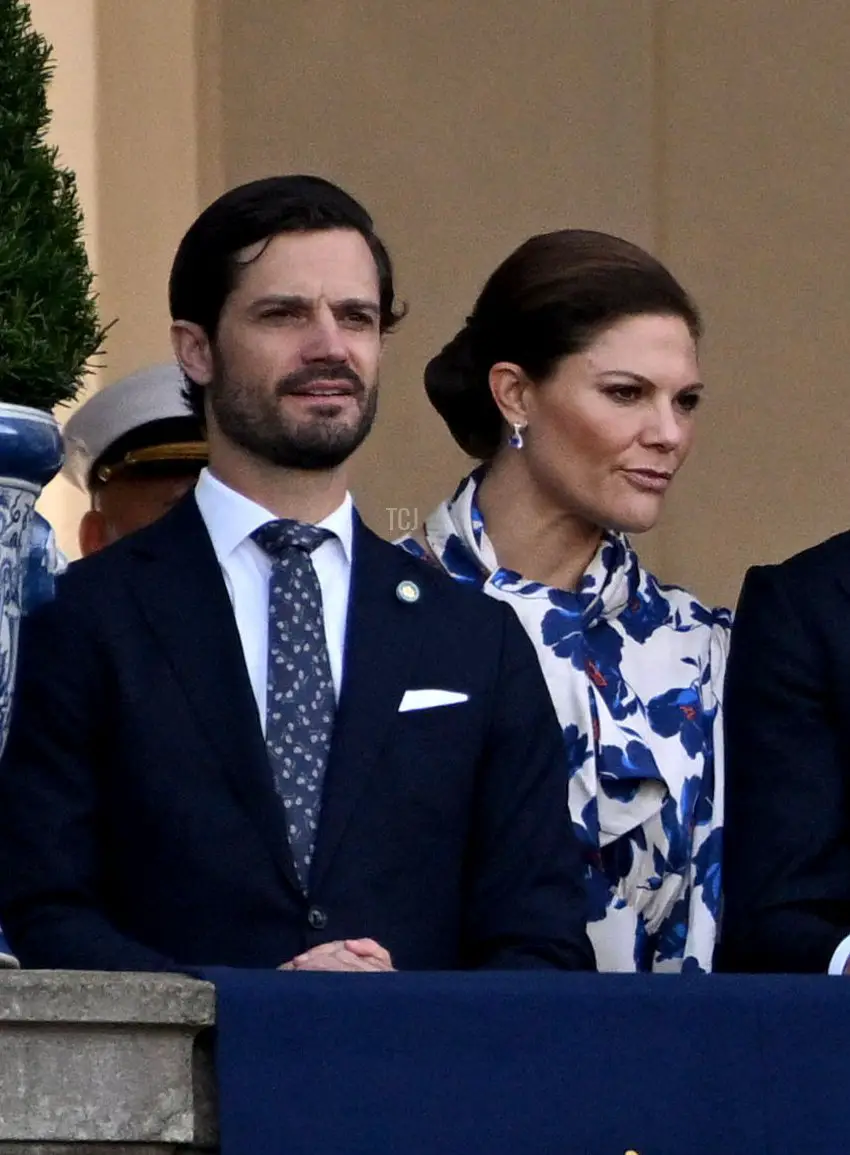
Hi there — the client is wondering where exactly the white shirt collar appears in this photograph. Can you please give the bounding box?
[194,466,354,564]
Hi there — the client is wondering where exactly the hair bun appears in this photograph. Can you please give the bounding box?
[424,321,503,459]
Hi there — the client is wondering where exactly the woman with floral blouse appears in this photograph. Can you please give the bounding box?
[401,230,729,972]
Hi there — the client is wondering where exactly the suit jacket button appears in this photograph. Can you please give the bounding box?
[307,906,328,930]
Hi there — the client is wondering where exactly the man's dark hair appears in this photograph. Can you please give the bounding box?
[169,175,406,420]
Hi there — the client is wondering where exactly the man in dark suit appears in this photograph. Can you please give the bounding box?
[0,175,593,974]
[719,532,850,974]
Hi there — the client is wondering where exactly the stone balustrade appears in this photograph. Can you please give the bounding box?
[0,971,217,1154]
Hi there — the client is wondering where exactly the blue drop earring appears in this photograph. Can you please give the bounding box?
[508,422,526,450]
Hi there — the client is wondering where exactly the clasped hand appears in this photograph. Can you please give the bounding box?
[279,937,394,972]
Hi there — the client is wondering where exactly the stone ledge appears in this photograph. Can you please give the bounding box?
[0,972,215,1026]
[0,973,217,1149]
[0,1146,209,1154]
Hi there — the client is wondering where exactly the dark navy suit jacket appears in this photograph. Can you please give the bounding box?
[719,530,850,973]
[0,496,594,972]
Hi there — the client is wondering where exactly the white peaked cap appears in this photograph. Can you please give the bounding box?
[61,363,205,492]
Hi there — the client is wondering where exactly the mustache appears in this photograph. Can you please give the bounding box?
[276,364,365,396]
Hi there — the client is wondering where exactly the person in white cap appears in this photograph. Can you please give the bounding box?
[62,363,207,555]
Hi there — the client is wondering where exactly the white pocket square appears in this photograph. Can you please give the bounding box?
[398,689,469,713]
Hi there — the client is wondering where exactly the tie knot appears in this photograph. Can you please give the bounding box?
[251,519,335,558]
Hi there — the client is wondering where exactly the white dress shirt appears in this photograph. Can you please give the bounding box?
[194,468,353,732]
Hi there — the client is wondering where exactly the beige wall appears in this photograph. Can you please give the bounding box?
[658,1,850,601]
[30,0,216,559]
[30,1,850,607]
[95,0,209,377]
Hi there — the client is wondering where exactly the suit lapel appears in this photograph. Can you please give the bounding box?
[309,520,426,890]
[125,496,301,894]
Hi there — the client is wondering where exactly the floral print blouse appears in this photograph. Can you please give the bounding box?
[399,470,730,973]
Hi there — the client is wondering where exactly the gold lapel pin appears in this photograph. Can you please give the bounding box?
[395,579,420,604]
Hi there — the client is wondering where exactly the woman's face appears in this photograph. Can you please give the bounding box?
[517,313,702,534]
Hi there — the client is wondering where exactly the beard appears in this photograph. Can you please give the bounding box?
[207,359,378,471]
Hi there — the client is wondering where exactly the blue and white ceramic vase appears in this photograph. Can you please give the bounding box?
[0,403,64,966]
[0,403,64,751]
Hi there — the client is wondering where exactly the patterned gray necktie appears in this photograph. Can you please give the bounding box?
[251,519,336,890]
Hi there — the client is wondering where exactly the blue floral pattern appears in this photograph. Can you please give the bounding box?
[399,470,730,973]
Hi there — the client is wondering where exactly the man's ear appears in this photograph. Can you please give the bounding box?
[78,509,109,557]
[171,321,214,387]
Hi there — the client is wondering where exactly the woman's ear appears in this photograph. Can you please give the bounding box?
[488,362,532,429]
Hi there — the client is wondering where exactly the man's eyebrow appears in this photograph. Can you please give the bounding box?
[249,294,309,311]
[335,298,380,316]
[248,294,379,315]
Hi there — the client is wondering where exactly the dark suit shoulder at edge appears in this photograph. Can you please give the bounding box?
[52,543,135,603]
[750,528,850,589]
[49,497,203,611]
